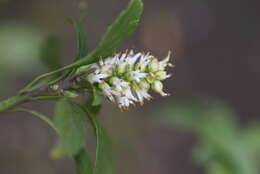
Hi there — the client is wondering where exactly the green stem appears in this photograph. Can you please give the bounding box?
[0,96,28,113]
[19,51,99,94]
[29,96,62,102]
[8,108,59,134]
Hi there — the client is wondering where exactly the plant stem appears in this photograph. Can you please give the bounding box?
[0,95,29,113]
[18,51,99,94]
[29,96,62,102]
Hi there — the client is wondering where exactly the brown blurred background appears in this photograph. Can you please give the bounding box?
[0,0,260,173]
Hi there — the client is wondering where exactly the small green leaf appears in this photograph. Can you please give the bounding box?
[74,149,93,174]
[40,35,62,70]
[91,0,143,59]
[52,98,87,158]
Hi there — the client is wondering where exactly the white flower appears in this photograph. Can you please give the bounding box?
[99,82,115,102]
[77,50,173,110]
[128,70,147,82]
[116,95,134,110]
[87,72,110,83]
[135,89,152,105]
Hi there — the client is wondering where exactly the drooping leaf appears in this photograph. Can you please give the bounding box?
[40,35,62,70]
[52,98,87,158]
[74,149,93,174]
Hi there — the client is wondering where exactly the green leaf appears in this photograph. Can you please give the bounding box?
[83,106,115,174]
[91,0,143,59]
[71,0,143,67]
[67,2,88,60]
[52,98,87,158]
[94,128,115,174]
[40,35,62,70]
[74,149,93,174]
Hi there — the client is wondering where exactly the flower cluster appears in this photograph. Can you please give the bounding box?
[77,50,172,109]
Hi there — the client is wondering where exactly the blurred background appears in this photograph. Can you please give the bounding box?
[1,0,260,173]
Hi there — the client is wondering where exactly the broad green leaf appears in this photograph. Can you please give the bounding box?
[40,35,62,70]
[74,149,93,174]
[83,106,115,174]
[52,98,87,158]
[91,0,143,59]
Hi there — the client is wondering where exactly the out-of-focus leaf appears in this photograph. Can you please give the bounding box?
[157,99,206,130]
[40,35,62,70]
[0,74,6,97]
[0,25,44,73]
[84,107,115,174]
[52,98,87,158]
[91,0,143,59]
[74,149,93,174]
[67,2,88,60]
[242,124,260,149]
[157,99,260,174]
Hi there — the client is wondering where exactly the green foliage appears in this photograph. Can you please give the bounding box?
[89,0,143,61]
[84,107,115,174]
[74,150,93,174]
[0,25,44,72]
[40,35,62,70]
[66,1,88,60]
[52,98,87,158]
[157,99,260,174]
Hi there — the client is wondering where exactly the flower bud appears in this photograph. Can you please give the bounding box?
[139,80,150,90]
[117,62,127,75]
[155,71,171,80]
[75,65,90,75]
[152,81,168,96]
[148,59,159,72]
[64,91,78,98]
[50,84,60,91]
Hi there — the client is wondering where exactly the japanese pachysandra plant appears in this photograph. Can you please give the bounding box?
[0,0,173,174]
